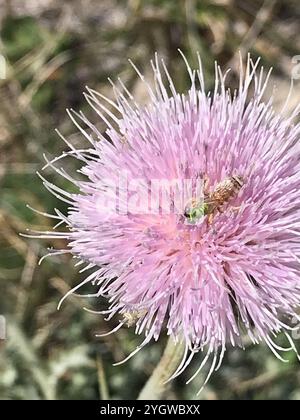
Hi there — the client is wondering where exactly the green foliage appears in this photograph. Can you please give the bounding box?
[1,16,45,61]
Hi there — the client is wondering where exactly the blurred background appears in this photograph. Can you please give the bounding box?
[0,0,300,400]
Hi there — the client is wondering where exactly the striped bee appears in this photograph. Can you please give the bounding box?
[184,175,244,224]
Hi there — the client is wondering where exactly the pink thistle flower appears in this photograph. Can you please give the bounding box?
[32,53,300,391]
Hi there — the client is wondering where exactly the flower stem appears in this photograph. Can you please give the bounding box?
[137,337,185,400]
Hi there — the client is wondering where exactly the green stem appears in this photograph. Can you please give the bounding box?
[137,337,185,400]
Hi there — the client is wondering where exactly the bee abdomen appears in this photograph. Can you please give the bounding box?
[211,176,244,206]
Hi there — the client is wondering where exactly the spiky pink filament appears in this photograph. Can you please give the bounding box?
[30,53,300,391]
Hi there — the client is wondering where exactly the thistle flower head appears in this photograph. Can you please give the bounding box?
[34,53,300,390]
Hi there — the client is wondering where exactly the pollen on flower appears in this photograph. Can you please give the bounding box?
[29,52,300,393]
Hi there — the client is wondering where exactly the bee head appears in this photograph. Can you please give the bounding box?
[184,201,209,223]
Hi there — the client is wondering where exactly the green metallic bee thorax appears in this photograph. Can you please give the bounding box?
[184,202,209,224]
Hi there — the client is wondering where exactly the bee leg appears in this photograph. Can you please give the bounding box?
[207,213,214,225]
[203,174,210,194]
